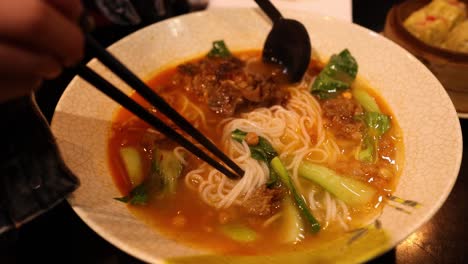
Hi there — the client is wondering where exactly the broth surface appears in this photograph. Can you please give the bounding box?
[108,51,403,254]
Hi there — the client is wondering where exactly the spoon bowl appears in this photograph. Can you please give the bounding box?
[255,0,311,82]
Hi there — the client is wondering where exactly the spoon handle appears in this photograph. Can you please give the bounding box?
[254,0,283,23]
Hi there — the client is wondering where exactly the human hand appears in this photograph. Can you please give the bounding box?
[0,0,84,103]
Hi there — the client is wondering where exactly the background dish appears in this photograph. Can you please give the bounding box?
[383,0,468,118]
[50,8,462,263]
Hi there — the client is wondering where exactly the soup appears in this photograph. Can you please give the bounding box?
[108,42,403,255]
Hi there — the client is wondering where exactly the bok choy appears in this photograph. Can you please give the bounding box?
[280,197,305,243]
[311,49,358,99]
[231,129,320,233]
[352,86,381,113]
[219,223,258,242]
[356,112,391,163]
[298,161,376,206]
[115,147,148,205]
[114,183,148,205]
[115,147,184,205]
[153,148,184,195]
[119,147,144,186]
[271,157,321,233]
[351,83,392,163]
[231,129,279,186]
[207,40,231,58]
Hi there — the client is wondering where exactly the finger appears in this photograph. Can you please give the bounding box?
[0,0,84,67]
[0,78,42,104]
[0,42,62,79]
[45,0,83,22]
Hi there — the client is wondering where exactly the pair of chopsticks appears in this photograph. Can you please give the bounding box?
[75,33,244,180]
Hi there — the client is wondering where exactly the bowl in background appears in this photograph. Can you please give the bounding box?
[383,0,468,117]
[50,8,462,263]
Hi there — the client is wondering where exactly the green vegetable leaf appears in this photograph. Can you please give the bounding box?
[311,49,358,99]
[311,74,350,99]
[231,129,247,142]
[325,49,358,80]
[250,148,267,161]
[207,40,231,58]
[267,166,279,187]
[114,196,130,203]
[254,137,278,162]
[356,112,391,163]
[358,112,391,137]
[114,183,148,205]
[231,130,278,163]
[358,135,375,163]
[231,129,278,185]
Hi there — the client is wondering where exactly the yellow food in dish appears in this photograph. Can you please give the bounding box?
[404,0,468,53]
[442,20,468,52]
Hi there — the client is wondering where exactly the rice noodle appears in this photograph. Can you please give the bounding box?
[173,147,188,165]
[179,95,208,128]
[262,213,283,228]
[183,86,351,231]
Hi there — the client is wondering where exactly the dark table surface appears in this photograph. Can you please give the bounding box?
[1,1,467,263]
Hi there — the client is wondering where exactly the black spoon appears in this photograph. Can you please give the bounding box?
[254,0,311,83]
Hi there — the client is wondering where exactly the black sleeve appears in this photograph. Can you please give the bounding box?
[0,95,79,234]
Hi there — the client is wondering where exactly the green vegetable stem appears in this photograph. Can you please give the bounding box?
[356,112,391,163]
[298,161,377,206]
[271,157,321,233]
[231,129,320,233]
[115,147,184,205]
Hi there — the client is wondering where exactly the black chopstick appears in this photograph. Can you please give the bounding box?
[84,34,245,179]
[76,64,242,180]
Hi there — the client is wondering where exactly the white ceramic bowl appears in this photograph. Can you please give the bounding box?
[50,8,462,264]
